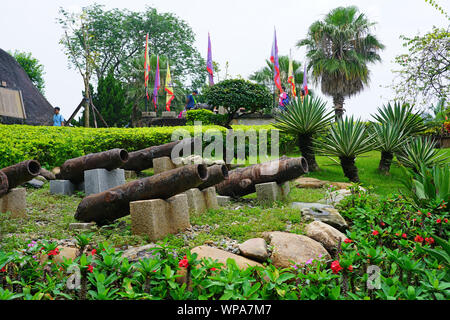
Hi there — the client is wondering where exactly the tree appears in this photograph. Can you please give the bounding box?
[91,71,131,127]
[57,4,206,87]
[274,96,333,171]
[297,6,384,119]
[204,79,272,128]
[9,50,45,94]
[391,27,449,109]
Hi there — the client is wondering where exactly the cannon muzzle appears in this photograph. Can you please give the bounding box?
[0,160,41,190]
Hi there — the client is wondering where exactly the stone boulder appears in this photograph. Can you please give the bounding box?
[262,231,330,268]
[305,221,347,252]
[191,245,263,269]
[238,238,269,262]
[122,244,161,262]
[292,202,348,231]
[294,177,327,189]
[40,246,78,264]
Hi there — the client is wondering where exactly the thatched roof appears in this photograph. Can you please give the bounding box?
[0,48,53,125]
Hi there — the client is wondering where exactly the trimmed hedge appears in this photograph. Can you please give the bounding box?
[0,124,296,169]
[186,109,227,126]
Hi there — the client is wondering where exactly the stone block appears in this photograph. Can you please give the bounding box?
[202,187,219,210]
[50,180,75,195]
[161,111,176,118]
[279,181,290,199]
[124,170,137,179]
[184,188,207,214]
[153,156,176,175]
[0,188,26,218]
[130,199,170,241]
[166,194,190,233]
[216,195,231,206]
[142,112,157,117]
[255,182,281,203]
[69,222,96,231]
[84,168,125,196]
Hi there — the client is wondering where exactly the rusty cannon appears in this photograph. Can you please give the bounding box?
[0,171,9,197]
[198,164,229,190]
[75,164,208,225]
[121,138,198,172]
[58,149,129,183]
[0,160,41,192]
[215,157,308,197]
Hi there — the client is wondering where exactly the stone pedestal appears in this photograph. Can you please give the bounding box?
[124,170,137,179]
[217,195,231,206]
[202,187,219,210]
[50,180,76,195]
[130,194,191,241]
[255,181,290,203]
[184,188,207,214]
[0,188,26,218]
[84,168,125,196]
[153,156,176,175]
[161,111,176,118]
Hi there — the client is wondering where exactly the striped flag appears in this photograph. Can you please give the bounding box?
[270,28,283,93]
[144,33,151,100]
[288,52,297,98]
[165,61,174,112]
[302,63,308,96]
[206,33,214,86]
[153,55,160,110]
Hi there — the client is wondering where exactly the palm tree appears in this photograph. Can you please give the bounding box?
[316,116,375,182]
[297,6,385,119]
[274,95,333,171]
[370,123,405,174]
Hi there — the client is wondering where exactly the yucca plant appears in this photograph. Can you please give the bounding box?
[274,95,333,171]
[370,123,405,174]
[372,101,425,136]
[316,116,375,182]
[397,137,448,171]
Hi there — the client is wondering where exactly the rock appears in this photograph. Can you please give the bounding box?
[318,189,352,205]
[331,182,352,190]
[24,178,44,188]
[262,231,330,268]
[122,244,160,262]
[40,246,79,264]
[69,222,96,231]
[305,221,347,252]
[0,187,26,218]
[299,207,348,232]
[238,238,269,262]
[52,167,61,176]
[191,245,263,269]
[294,177,328,189]
[34,175,48,183]
[39,168,56,180]
[292,202,334,211]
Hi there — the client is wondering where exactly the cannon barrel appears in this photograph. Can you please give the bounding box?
[75,164,208,225]
[0,171,9,197]
[215,157,308,197]
[59,148,129,183]
[0,160,41,190]
[121,138,198,172]
[198,164,229,190]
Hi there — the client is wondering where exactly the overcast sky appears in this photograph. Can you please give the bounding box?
[1,0,449,121]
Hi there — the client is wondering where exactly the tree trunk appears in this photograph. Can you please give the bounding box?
[84,80,90,128]
[378,151,393,174]
[298,134,319,171]
[339,156,359,183]
[333,94,345,120]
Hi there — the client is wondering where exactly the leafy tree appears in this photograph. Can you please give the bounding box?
[297,6,384,119]
[204,79,272,128]
[274,96,333,171]
[91,71,131,127]
[9,50,45,94]
[391,27,449,109]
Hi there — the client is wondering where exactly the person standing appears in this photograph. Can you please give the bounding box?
[185,90,198,111]
[278,86,290,111]
[53,107,65,126]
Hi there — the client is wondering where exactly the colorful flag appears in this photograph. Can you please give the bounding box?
[144,33,151,100]
[206,33,214,86]
[302,63,308,96]
[153,55,160,110]
[165,61,174,112]
[288,52,297,98]
[270,28,283,93]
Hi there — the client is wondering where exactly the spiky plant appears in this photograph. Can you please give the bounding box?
[316,116,375,182]
[372,102,425,136]
[397,137,449,171]
[370,123,405,174]
[274,95,333,171]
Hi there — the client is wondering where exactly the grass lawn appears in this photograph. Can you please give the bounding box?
[1,148,448,254]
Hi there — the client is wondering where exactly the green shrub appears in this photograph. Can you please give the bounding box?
[185,109,227,126]
[0,124,296,169]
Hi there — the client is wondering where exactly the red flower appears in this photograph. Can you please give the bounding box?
[436,219,442,224]
[0,266,6,272]
[427,212,431,217]
[87,265,94,273]
[178,259,189,268]
[348,265,353,272]
[356,252,360,256]
[372,230,379,236]
[395,233,400,236]
[344,238,353,244]
[48,248,60,256]
[402,233,407,239]
[210,267,218,272]
[414,235,424,243]
[445,219,448,223]
[380,222,386,226]
[417,211,422,215]
[330,260,343,274]
[425,237,435,245]
[91,249,97,256]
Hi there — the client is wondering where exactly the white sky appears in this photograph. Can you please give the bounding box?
[1,0,449,121]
